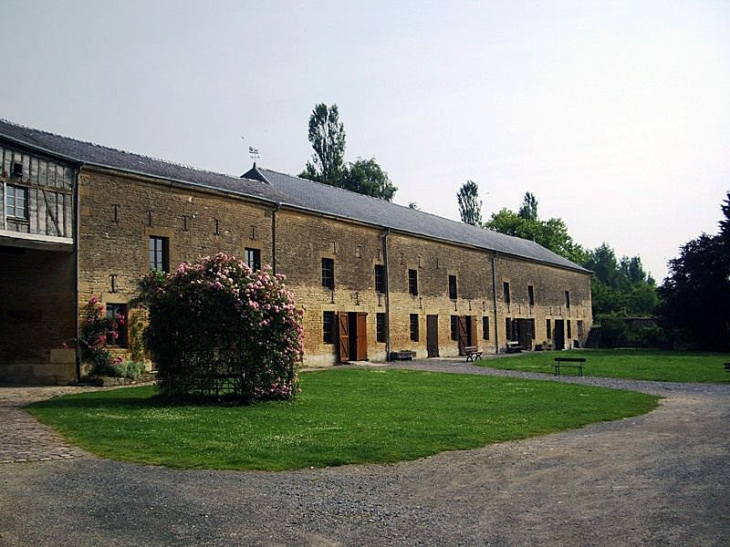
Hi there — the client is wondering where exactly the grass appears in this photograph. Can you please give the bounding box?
[479,349,730,383]
[27,368,658,471]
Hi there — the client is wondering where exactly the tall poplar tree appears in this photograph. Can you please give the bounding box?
[300,103,346,187]
[457,180,483,226]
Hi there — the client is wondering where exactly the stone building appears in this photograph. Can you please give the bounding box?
[0,120,592,384]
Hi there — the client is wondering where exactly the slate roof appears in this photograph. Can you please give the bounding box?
[0,119,587,273]
[243,166,588,273]
[0,119,292,204]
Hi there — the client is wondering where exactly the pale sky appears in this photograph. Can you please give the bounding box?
[3,0,729,281]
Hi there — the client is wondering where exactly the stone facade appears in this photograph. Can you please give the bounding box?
[0,121,592,383]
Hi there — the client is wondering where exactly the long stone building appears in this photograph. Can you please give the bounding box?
[0,119,592,384]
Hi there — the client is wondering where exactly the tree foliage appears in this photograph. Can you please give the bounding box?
[484,207,587,264]
[585,243,658,318]
[341,158,397,201]
[300,103,397,201]
[457,180,483,226]
[136,253,304,402]
[657,193,730,351]
[518,192,538,221]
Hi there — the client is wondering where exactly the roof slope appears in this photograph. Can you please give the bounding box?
[0,119,292,204]
[243,166,588,272]
[0,119,586,272]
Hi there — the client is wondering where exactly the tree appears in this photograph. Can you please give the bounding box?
[585,243,657,318]
[300,103,398,201]
[658,193,730,351]
[484,204,586,264]
[340,158,397,201]
[300,103,346,187]
[457,180,483,226]
[518,192,538,220]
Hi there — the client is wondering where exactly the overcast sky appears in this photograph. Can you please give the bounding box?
[3,0,729,280]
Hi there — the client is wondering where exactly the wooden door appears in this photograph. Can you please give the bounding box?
[427,315,439,357]
[355,312,368,361]
[338,312,350,362]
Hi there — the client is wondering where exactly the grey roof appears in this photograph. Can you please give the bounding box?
[244,166,588,273]
[0,119,293,204]
[0,119,586,273]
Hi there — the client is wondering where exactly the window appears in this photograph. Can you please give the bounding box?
[11,162,23,178]
[322,258,335,289]
[408,269,418,296]
[577,320,584,339]
[244,247,261,270]
[567,320,572,339]
[6,185,28,219]
[528,285,535,306]
[105,304,128,348]
[323,311,335,344]
[450,315,459,340]
[546,319,552,340]
[410,314,419,341]
[482,316,490,340]
[565,290,571,309]
[149,236,169,273]
[374,265,386,293]
[376,313,386,343]
[448,275,458,300]
[505,317,513,340]
[503,282,511,305]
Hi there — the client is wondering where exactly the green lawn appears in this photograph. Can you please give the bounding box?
[28,368,658,471]
[479,349,730,383]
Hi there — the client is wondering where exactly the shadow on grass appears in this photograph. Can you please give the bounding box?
[26,387,269,411]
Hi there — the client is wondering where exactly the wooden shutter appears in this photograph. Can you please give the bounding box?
[457,316,468,355]
[338,313,350,362]
[356,312,368,361]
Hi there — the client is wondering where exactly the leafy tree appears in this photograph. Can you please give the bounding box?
[341,158,397,201]
[457,180,483,226]
[585,243,657,317]
[518,192,538,221]
[300,103,346,187]
[657,193,730,351]
[484,205,586,264]
[300,103,397,201]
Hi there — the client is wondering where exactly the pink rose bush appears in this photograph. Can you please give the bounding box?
[136,253,304,402]
[78,296,124,375]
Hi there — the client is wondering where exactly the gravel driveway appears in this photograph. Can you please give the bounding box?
[0,360,728,546]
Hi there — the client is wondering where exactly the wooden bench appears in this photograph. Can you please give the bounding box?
[390,350,416,361]
[506,341,523,353]
[464,346,483,362]
[554,357,586,376]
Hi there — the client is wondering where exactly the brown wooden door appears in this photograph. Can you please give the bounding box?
[355,312,368,361]
[338,312,350,362]
[457,316,468,355]
[427,315,439,357]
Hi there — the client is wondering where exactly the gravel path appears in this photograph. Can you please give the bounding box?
[0,361,728,546]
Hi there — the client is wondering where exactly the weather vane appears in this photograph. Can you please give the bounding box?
[241,135,260,164]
